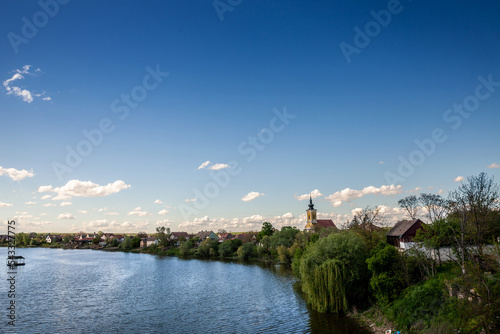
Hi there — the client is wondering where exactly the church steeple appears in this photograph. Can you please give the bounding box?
[305,195,317,231]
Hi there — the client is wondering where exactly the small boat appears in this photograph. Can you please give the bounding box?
[7,256,25,266]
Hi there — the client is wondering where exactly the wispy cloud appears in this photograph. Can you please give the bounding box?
[454,176,464,182]
[0,201,13,207]
[197,160,229,170]
[154,199,163,204]
[487,163,500,169]
[128,207,150,217]
[185,198,196,202]
[158,209,169,215]
[242,191,264,202]
[325,184,403,207]
[0,166,34,181]
[60,202,72,206]
[58,213,75,219]
[38,180,131,200]
[295,189,323,201]
[2,65,51,103]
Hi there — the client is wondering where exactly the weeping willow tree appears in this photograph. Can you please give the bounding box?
[300,257,348,313]
[298,231,369,313]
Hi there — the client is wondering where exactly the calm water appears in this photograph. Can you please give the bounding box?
[0,248,370,333]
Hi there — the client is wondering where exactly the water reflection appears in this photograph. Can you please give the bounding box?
[0,249,369,334]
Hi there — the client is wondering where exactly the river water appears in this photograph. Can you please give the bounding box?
[0,248,370,333]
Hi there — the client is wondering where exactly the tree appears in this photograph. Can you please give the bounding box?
[366,243,406,305]
[258,222,274,241]
[270,226,299,248]
[97,231,104,236]
[137,231,147,238]
[120,236,133,250]
[62,235,71,244]
[219,240,233,258]
[131,237,141,248]
[217,229,227,234]
[297,231,369,313]
[398,195,419,219]
[92,236,101,245]
[156,226,171,248]
[419,193,449,223]
[237,243,256,260]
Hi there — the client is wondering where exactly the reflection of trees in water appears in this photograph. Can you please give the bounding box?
[292,281,372,334]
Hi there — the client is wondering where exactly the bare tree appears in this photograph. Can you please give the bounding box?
[350,206,384,229]
[419,193,449,223]
[398,195,419,219]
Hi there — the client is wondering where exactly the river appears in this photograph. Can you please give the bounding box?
[1,248,370,333]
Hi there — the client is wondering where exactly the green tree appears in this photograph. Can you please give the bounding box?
[179,241,191,256]
[297,231,369,313]
[63,235,71,244]
[257,222,274,241]
[219,240,234,258]
[237,243,256,260]
[270,226,299,248]
[366,242,406,305]
[131,237,141,248]
[156,226,171,248]
[120,236,133,250]
[92,236,101,245]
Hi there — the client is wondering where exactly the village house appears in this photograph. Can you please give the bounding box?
[45,235,61,243]
[386,219,425,249]
[140,236,158,248]
[196,230,218,242]
[217,233,234,243]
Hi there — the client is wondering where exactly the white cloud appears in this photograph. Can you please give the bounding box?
[156,219,171,226]
[325,184,403,207]
[197,161,211,170]
[0,166,35,181]
[379,161,384,164]
[0,201,13,207]
[158,209,169,215]
[295,189,323,201]
[104,212,118,216]
[38,180,131,200]
[128,207,150,217]
[60,202,72,206]
[185,198,196,202]
[43,203,56,207]
[24,201,37,205]
[454,176,464,182]
[58,213,75,219]
[2,65,51,103]
[154,199,163,204]
[406,187,422,193]
[78,210,88,214]
[98,207,108,212]
[41,194,52,200]
[282,212,294,219]
[197,160,229,170]
[488,163,500,169]
[208,163,229,170]
[242,191,264,202]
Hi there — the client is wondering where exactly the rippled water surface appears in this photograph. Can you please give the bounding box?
[0,248,370,333]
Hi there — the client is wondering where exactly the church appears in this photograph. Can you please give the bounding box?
[304,196,338,231]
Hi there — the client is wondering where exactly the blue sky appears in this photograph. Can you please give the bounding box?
[1,0,499,233]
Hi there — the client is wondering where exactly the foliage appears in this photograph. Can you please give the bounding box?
[219,240,234,258]
[92,236,101,245]
[366,243,406,305]
[120,236,133,250]
[257,222,274,241]
[131,237,141,248]
[179,241,191,256]
[237,242,256,260]
[270,226,300,248]
[156,226,171,248]
[297,231,369,313]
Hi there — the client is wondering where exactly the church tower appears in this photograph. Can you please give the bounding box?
[304,195,317,231]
